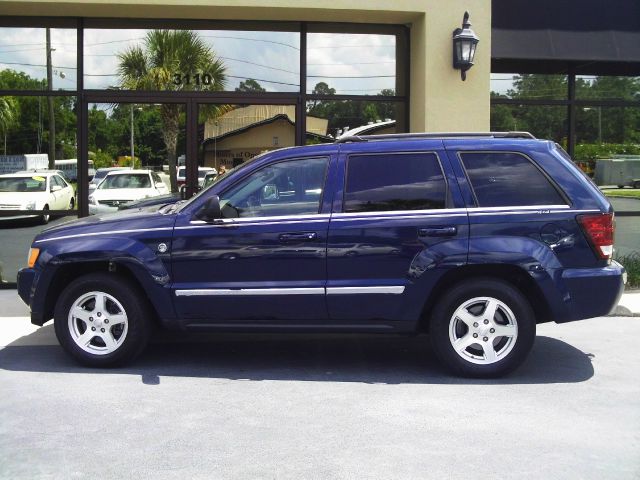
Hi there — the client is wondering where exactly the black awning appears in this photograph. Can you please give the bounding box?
[492,0,640,75]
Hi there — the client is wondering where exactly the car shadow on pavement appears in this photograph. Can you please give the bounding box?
[0,325,594,384]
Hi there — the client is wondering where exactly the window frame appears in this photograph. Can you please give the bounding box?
[457,150,571,208]
[342,150,449,214]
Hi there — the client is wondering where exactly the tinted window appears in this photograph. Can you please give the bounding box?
[344,153,445,213]
[220,157,328,218]
[460,152,566,207]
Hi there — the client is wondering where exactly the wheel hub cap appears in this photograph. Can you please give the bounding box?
[448,296,518,365]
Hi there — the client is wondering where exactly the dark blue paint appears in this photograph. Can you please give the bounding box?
[18,137,625,331]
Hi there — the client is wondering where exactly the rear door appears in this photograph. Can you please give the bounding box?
[326,140,469,328]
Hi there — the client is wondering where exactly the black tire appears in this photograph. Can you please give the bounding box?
[39,205,50,225]
[633,181,640,189]
[69,197,75,209]
[54,272,151,367]
[429,278,536,378]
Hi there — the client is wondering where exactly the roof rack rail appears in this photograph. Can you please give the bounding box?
[335,131,536,143]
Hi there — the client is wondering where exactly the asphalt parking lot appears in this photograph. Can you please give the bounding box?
[0,295,638,479]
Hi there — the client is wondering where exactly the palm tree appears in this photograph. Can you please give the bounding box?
[0,96,18,155]
[117,30,226,192]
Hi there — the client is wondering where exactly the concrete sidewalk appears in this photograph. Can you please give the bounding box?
[612,290,640,317]
[1,288,639,319]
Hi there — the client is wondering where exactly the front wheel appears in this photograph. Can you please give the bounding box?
[429,278,536,378]
[54,272,151,367]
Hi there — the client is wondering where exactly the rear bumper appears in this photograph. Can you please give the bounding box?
[556,261,625,322]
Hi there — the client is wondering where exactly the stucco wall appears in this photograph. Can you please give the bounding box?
[0,0,491,132]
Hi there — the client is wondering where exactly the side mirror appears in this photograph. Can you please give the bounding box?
[51,185,62,192]
[196,195,221,222]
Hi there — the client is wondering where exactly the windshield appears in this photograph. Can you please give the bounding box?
[198,170,211,178]
[178,167,186,177]
[0,176,47,192]
[98,173,151,189]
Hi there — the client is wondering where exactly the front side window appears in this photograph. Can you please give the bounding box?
[344,153,446,213]
[460,152,566,207]
[219,157,328,218]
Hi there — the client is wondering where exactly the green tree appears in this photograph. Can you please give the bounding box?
[0,97,18,154]
[117,30,226,192]
[235,78,266,93]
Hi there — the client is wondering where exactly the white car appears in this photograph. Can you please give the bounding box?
[177,166,217,189]
[89,169,169,214]
[89,167,131,194]
[0,172,75,224]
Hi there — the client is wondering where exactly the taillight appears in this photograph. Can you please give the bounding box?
[577,213,614,260]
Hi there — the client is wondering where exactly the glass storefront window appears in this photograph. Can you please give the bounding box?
[87,102,186,213]
[576,75,640,100]
[490,104,567,143]
[0,28,77,91]
[307,32,397,96]
[490,73,568,100]
[1,95,78,284]
[200,104,297,169]
[305,100,404,142]
[575,106,640,144]
[84,28,300,92]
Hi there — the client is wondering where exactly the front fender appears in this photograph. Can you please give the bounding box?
[31,235,177,326]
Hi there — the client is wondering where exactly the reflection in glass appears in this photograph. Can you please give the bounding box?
[305,100,402,142]
[0,28,77,91]
[84,28,300,92]
[490,104,567,143]
[201,104,301,170]
[307,33,396,95]
[576,75,640,100]
[490,73,567,100]
[89,102,186,196]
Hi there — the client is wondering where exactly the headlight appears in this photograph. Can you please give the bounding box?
[88,195,97,205]
[24,201,36,210]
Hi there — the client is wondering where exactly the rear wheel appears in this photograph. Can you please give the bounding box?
[54,272,151,367]
[429,278,536,378]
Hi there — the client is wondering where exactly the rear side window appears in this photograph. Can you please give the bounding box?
[344,153,446,213]
[460,152,566,207]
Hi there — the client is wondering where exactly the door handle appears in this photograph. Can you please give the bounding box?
[278,232,318,242]
[418,226,458,237]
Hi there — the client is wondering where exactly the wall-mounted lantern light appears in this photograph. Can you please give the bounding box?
[452,11,479,81]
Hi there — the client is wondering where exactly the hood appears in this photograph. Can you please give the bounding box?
[35,208,176,243]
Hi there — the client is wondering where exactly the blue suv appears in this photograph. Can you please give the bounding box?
[17,133,625,377]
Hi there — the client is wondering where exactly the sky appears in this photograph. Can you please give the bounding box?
[0,27,397,95]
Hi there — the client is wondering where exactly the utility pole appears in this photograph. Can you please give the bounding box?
[46,28,56,169]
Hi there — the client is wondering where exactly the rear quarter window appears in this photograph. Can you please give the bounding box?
[460,152,567,207]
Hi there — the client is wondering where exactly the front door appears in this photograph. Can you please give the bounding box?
[171,154,334,324]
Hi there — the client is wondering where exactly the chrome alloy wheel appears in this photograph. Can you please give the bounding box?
[448,296,518,365]
[67,291,129,355]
